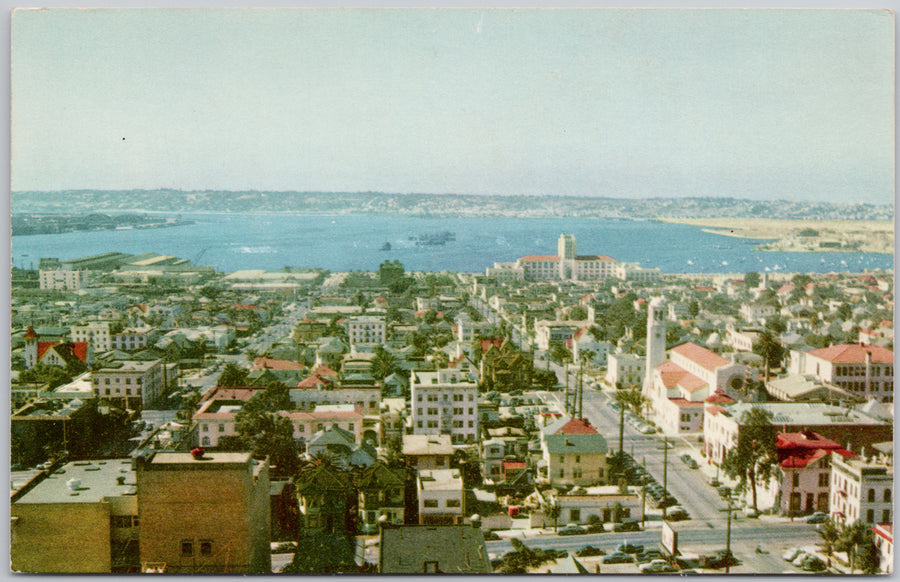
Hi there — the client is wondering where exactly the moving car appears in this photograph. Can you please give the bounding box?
[802,512,828,524]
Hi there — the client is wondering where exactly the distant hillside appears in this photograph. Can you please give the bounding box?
[10,190,893,221]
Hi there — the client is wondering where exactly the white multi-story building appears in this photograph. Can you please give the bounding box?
[39,268,88,291]
[830,450,893,527]
[90,359,167,410]
[410,369,478,444]
[346,316,386,347]
[417,468,465,525]
[503,234,656,283]
[605,352,645,388]
[289,386,381,416]
[112,327,157,351]
[71,322,112,352]
[874,523,893,574]
[792,343,894,404]
[534,320,580,351]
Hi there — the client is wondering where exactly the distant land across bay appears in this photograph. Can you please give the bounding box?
[11,190,892,221]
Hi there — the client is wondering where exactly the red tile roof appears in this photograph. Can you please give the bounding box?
[671,342,731,372]
[807,343,894,364]
[24,326,37,339]
[777,431,854,469]
[201,386,266,402]
[704,394,735,404]
[252,356,305,370]
[503,461,527,470]
[656,361,708,393]
[550,418,598,435]
[874,524,893,542]
[669,398,706,407]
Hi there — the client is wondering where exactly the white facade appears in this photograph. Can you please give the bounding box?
[605,353,645,388]
[347,316,386,347]
[830,452,893,527]
[39,268,88,291]
[410,369,479,444]
[90,359,166,409]
[643,298,667,392]
[800,344,894,404]
[289,386,381,415]
[417,468,465,525]
[112,327,156,351]
[71,322,112,352]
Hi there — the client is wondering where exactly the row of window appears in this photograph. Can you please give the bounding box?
[834,365,893,377]
[416,420,474,429]
[422,499,461,508]
[417,393,475,402]
[181,539,214,558]
[95,377,144,385]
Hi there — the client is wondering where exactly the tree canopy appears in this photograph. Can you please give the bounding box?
[721,407,777,513]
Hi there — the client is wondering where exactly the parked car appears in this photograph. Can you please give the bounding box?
[576,545,605,557]
[636,551,665,564]
[667,506,689,521]
[680,454,692,464]
[791,553,809,567]
[557,523,586,536]
[800,556,826,572]
[802,512,828,524]
[782,547,802,562]
[613,520,641,532]
[586,523,605,534]
[616,542,644,554]
[686,458,699,469]
[603,552,635,564]
[640,561,678,573]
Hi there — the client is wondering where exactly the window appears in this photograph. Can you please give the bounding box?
[867,509,875,523]
[348,423,354,431]
[218,424,225,432]
[200,540,213,556]
[818,473,829,488]
[559,468,565,478]
[883,509,891,523]
[181,540,194,557]
[885,489,892,503]
[792,473,800,488]
[446,499,461,507]
[575,455,581,463]
[424,500,438,508]
[868,489,876,502]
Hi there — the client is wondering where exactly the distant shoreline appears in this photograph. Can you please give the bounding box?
[658,217,894,255]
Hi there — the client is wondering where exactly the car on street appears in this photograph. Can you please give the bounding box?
[557,523,586,536]
[666,506,689,521]
[636,551,665,564]
[686,458,699,469]
[802,512,828,524]
[603,552,635,564]
[800,556,826,572]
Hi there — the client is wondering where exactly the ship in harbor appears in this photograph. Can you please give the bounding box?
[409,231,456,246]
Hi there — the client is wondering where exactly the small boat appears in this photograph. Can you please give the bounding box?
[380,242,392,251]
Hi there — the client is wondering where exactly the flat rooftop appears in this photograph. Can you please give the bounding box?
[148,451,252,466]
[14,459,135,504]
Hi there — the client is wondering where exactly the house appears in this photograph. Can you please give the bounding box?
[417,468,465,525]
[605,352,645,389]
[775,432,854,517]
[356,461,409,534]
[540,417,609,487]
[479,338,533,392]
[378,524,491,574]
[11,459,139,573]
[547,485,641,526]
[402,434,453,470]
[306,425,357,460]
[136,451,271,574]
[295,460,352,534]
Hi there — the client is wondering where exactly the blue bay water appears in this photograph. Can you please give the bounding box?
[10,213,893,275]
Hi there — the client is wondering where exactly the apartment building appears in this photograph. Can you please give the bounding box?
[830,450,893,526]
[71,322,112,352]
[91,359,167,410]
[410,369,478,444]
[605,352,645,388]
[346,315,386,347]
[39,267,89,291]
[792,343,894,404]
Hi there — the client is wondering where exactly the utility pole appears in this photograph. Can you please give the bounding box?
[662,436,669,520]
[641,456,647,527]
[719,499,735,574]
[577,366,583,419]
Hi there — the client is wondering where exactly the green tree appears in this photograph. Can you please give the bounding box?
[721,408,777,513]
[744,272,761,288]
[19,364,72,389]
[282,531,360,573]
[837,520,880,574]
[234,410,299,477]
[218,362,250,386]
[687,300,700,318]
[371,346,400,381]
[176,389,202,422]
[816,517,841,568]
[545,503,561,532]
[752,329,784,379]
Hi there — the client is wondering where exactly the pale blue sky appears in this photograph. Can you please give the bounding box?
[10,8,895,202]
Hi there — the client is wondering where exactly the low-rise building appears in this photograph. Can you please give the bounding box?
[379,524,492,574]
[11,459,139,573]
[540,417,609,487]
[775,431,854,517]
[136,451,271,574]
[874,523,893,574]
[402,434,453,470]
[605,352,645,388]
[417,468,465,525]
[91,359,167,411]
[793,343,894,404]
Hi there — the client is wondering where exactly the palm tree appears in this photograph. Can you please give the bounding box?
[837,520,877,574]
[576,349,596,418]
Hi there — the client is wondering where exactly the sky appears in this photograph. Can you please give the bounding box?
[10,8,895,203]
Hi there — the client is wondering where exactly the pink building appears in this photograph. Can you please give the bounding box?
[776,432,854,517]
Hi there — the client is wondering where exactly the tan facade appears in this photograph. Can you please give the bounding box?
[137,451,271,574]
